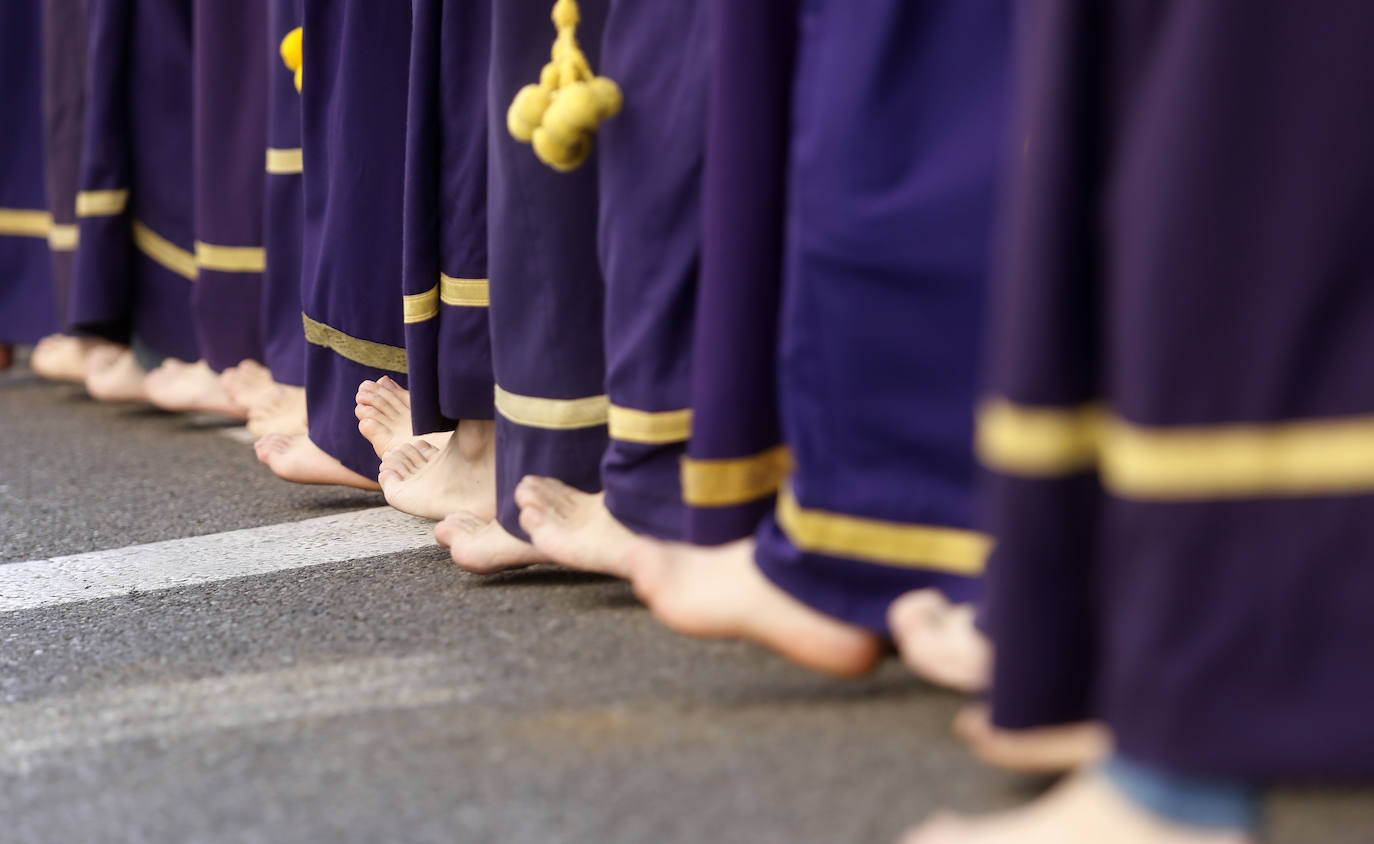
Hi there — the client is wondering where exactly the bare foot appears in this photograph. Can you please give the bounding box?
[627,537,884,677]
[85,346,148,402]
[355,376,448,459]
[254,433,381,490]
[434,511,548,573]
[32,335,109,383]
[953,702,1111,775]
[899,770,1252,844]
[145,359,247,418]
[515,477,636,578]
[221,360,276,408]
[888,589,992,694]
[246,384,308,437]
[378,420,496,521]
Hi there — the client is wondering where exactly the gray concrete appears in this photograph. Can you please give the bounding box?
[2,368,1371,843]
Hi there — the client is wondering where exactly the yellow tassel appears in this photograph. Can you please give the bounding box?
[280,27,302,72]
[505,0,621,172]
[508,84,551,142]
[281,26,303,93]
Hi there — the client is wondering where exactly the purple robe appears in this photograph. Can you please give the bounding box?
[190,0,269,372]
[402,0,494,436]
[260,0,306,387]
[985,0,1374,779]
[70,0,198,361]
[681,0,794,547]
[487,0,608,541]
[41,0,88,332]
[594,0,709,541]
[299,0,411,478]
[749,0,1010,634]
[0,0,59,347]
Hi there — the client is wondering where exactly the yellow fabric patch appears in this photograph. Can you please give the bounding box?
[265,147,304,175]
[195,241,266,273]
[48,224,79,251]
[0,208,53,238]
[132,220,197,280]
[1102,414,1374,499]
[977,397,1374,499]
[680,446,791,508]
[494,385,609,430]
[607,405,692,445]
[302,313,408,374]
[75,189,129,217]
[975,398,1101,477]
[439,274,490,307]
[775,484,991,574]
[403,285,439,324]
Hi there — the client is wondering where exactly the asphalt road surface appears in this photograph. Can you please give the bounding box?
[2,362,1370,844]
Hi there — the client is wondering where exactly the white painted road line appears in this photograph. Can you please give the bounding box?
[0,508,438,614]
[0,653,480,773]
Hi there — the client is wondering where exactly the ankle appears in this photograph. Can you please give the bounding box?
[454,419,495,461]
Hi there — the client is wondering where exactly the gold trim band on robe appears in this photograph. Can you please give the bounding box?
[977,397,1374,499]
[776,483,991,574]
[493,385,609,430]
[403,285,440,324]
[439,274,490,307]
[608,405,692,444]
[0,208,53,238]
[48,223,79,251]
[131,220,198,280]
[975,398,1102,477]
[75,189,130,217]
[302,312,409,374]
[681,445,791,508]
[195,241,267,273]
[265,147,304,175]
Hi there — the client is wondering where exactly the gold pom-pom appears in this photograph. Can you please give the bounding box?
[551,0,579,29]
[533,126,590,172]
[293,65,303,93]
[588,76,622,121]
[507,84,551,142]
[539,63,560,91]
[280,27,303,72]
[549,83,601,132]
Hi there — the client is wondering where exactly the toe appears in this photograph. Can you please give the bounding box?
[888,589,951,635]
[518,501,546,534]
[513,476,543,508]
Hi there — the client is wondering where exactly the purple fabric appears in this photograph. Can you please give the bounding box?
[70,0,198,361]
[980,0,1106,731]
[987,0,1374,779]
[0,0,59,347]
[299,0,411,478]
[192,0,268,372]
[260,0,305,386]
[403,0,493,435]
[752,0,1009,634]
[488,0,608,541]
[683,0,795,546]
[41,0,88,332]
[595,0,710,540]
